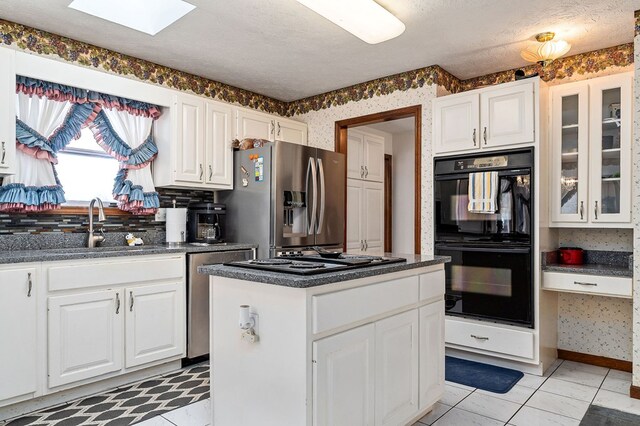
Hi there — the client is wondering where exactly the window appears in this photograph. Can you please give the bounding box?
[55,128,119,205]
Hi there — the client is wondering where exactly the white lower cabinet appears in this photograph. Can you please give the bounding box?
[0,266,38,402]
[375,310,419,426]
[347,178,384,254]
[419,301,445,407]
[48,290,124,388]
[125,282,185,368]
[313,324,375,426]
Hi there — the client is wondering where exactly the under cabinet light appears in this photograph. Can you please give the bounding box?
[296,0,405,44]
[68,0,195,36]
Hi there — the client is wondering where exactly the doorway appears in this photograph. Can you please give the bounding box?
[335,105,421,255]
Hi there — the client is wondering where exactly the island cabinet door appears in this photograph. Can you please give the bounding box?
[419,301,445,409]
[374,310,419,426]
[125,282,185,368]
[48,290,124,388]
[313,324,375,426]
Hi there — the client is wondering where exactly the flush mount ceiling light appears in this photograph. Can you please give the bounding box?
[520,32,571,65]
[68,0,195,36]
[296,0,405,44]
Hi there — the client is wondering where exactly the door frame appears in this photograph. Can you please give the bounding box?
[384,154,393,252]
[335,105,422,254]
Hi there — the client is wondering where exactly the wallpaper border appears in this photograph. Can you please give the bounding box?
[0,19,634,118]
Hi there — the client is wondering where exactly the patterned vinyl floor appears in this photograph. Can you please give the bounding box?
[1,363,209,426]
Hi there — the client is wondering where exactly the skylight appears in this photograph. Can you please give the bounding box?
[68,0,196,36]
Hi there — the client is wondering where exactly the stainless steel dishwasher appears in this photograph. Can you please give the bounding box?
[187,249,255,360]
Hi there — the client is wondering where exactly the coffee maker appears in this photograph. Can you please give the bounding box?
[187,202,226,244]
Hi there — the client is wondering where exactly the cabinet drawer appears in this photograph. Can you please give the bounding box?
[445,318,534,360]
[312,276,419,334]
[542,271,632,298]
[47,255,184,291]
[419,270,445,301]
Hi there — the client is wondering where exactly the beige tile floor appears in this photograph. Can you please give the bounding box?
[137,359,639,426]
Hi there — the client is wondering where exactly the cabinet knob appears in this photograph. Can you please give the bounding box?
[594,201,598,220]
[27,272,32,297]
[1,141,5,164]
[483,127,487,145]
[270,120,275,136]
[472,129,476,146]
[130,291,134,312]
[199,164,204,180]
[360,166,364,178]
[115,293,120,314]
[209,165,213,180]
[579,201,584,220]
[277,122,281,137]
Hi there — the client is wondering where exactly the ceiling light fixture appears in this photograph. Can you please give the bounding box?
[295,0,405,44]
[68,0,195,36]
[520,32,571,65]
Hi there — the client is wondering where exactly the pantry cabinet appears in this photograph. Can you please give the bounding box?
[0,266,38,402]
[236,107,307,146]
[347,129,384,182]
[433,80,535,155]
[0,47,16,176]
[550,73,632,226]
[154,93,234,189]
[346,178,383,254]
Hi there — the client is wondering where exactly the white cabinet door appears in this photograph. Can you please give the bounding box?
[550,84,589,224]
[419,301,445,410]
[346,179,364,253]
[480,82,534,148]
[0,267,37,401]
[313,324,375,426]
[347,130,365,180]
[204,101,233,187]
[433,93,479,155]
[125,282,185,368]
[363,181,384,254]
[375,310,419,426]
[237,108,274,141]
[276,118,307,145]
[588,74,632,224]
[48,290,123,388]
[174,95,205,183]
[363,134,385,182]
[0,48,15,175]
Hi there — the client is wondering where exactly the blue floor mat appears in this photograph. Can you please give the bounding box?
[445,356,524,394]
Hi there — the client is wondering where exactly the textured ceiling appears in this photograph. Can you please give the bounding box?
[0,0,639,101]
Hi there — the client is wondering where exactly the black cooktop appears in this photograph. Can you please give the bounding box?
[225,254,406,275]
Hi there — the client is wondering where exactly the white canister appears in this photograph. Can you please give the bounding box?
[165,208,187,246]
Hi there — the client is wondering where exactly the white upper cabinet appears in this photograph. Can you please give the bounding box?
[347,129,384,182]
[154,93,233,190]
[0,266,37,403]
[0,48,16,176]
[434,79,536,156]
[236,107,308,145]
[550,73,632,227]
[433,93,479,154]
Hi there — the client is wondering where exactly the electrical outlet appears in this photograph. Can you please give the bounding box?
[155,208,167,222]
[241,329,259,344]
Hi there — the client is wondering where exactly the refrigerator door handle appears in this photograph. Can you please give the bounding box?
[317,158,326,234]
[307,157,317,235]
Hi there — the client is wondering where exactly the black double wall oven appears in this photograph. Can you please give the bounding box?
[434,149,534,328]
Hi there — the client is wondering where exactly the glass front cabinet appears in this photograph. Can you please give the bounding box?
[550,73,632,227]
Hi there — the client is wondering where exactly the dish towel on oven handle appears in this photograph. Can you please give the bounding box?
[468,171,499,213]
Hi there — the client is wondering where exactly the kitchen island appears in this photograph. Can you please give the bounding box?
[199,254,449,426]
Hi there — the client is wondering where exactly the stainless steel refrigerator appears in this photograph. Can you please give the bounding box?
[219,141,345,259]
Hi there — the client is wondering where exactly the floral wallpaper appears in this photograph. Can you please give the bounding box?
[0,19,287,116]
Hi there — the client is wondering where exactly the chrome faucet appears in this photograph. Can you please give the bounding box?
[87,197,106,248]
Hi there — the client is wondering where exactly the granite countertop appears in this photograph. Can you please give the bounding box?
[0,243,257,264]
[541,250,632,278]
[198,254,451,288]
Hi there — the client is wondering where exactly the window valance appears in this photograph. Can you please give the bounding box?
[0,77,162,214]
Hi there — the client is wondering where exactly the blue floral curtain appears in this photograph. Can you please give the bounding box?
[0,77,161,214]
